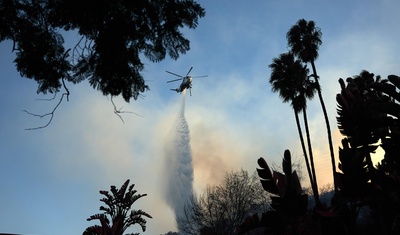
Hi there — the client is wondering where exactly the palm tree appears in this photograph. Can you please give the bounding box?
[269,52,320,204]
[287,19,337,193]
[83,179,152,235]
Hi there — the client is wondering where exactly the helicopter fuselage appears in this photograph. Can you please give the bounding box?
[180,76,192,91]
[172,76,192,93]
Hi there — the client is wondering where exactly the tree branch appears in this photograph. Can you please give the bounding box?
[72,36,94,64]
[23,49,71,130]
[110,96,142,124]
[23,80,70,130]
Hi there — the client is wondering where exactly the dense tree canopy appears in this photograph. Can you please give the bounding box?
[0,0,205,101]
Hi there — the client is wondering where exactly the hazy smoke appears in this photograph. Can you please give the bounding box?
[162,90,194,223]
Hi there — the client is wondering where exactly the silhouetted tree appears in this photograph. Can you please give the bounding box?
[269,52,320,205]
[177,170,269,235]
[287,19,337,193]
[0,0,205,118]
[83,179,152,235]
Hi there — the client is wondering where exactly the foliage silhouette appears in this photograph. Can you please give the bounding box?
[266,19,400,235]
[83,179,152,235]
[336,71,400,234]
[336,71,388,192]
[0,0,205,102]
[238,150,308,235]
[258,150,308,217]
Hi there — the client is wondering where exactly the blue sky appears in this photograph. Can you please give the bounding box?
[1,0,400,234]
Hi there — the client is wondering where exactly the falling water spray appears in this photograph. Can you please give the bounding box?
[162,89,194,225]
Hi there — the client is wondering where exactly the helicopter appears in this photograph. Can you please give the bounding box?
[166,67,208,96]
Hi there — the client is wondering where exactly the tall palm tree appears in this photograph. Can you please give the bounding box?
[269,52,320,204]
[83,179,152,235]
[287,19,337,193]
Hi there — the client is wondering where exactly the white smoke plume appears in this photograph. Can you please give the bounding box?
[162,90,194,224]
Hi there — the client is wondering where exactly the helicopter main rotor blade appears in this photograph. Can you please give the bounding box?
[186,67,193,76]
[167,78,183,83]
[166,71,183,77]
[192,75,208,78]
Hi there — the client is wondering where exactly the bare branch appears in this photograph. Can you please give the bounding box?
[72,36,94,64]
[23,50,71,130]
[22,91,69,130]
[35,93,57,101]
[110,96,143,124]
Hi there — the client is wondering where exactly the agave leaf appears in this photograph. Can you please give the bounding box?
[259,178,279,195]
[291,170,303,196]
[388,74,400,88]
[282,150,292,178]
[273,171,286,197]
[371,102,400,120]
[257,158,279,195]
[371,82,400,103]
[257,158,274,181]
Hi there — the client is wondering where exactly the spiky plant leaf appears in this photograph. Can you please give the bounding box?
[273,171,286,197]
[282,149,292,181]
[83,179,151,235]
[257,157,279,195]
[82,225,104,235]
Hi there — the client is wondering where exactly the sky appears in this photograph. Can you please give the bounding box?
[1,0,400,234]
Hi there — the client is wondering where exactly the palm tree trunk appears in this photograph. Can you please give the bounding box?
[294,110,317,202]
[311,60,338,194]
[303,107,320,205]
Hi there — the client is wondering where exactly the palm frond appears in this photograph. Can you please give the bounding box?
[86,213,111,231]
[269,52,313,113]
[118,179,130,199]
[287,19,322,63]
[125,209,153,232]
[82,225,103,235]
